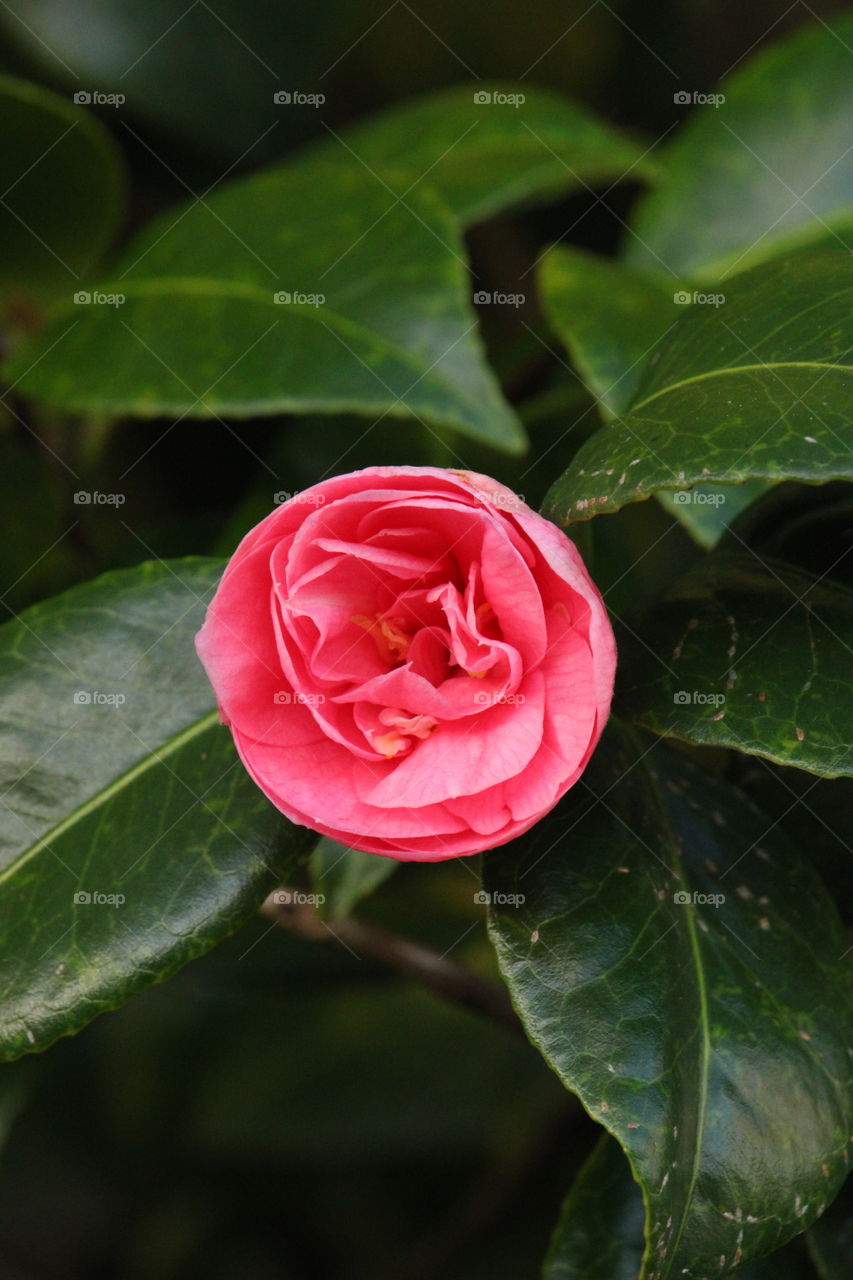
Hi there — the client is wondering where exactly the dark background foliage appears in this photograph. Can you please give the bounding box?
[0,3,849,1278]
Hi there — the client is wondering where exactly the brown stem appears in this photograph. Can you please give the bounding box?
[260,892,525,1039]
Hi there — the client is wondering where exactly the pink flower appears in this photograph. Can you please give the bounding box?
[195,467,616,860]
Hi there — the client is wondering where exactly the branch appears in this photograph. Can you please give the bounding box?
[260,892,525,1039]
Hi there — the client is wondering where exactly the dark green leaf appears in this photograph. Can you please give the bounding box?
[614,553,853,777]
[0,558,314,1064]
[0,75,124,310]
[626,15,853,281]
[544,252,853,525]
[546,1134,821,1280]
[544,1135,645,1280]
[309,838,397,921]
[486,728,853,1278]
[538,246,677,419]
[343,83,657,226]
[5,153,524,452]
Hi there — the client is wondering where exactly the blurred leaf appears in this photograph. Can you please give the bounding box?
[0,74,124,311]
[0,0,343,159]
[626,14,853,280]
[0,558,314,1064]
[343,82,658,226]
[544,1136,645,1280]
[538,246,676,418]
[613,554,853,777]
[5,151,524,452]
[655,481,770,550]
[486,728,853,1278]
[808,1173,853,1278]
[310,838,397,921]
[544,252,853,525]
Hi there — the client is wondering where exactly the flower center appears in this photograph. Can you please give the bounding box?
[371,707,437,758]
[352,612,413,665]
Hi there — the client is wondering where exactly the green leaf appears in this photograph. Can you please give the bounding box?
[5,149,524,452]
[0,558,314,1064]
[538,246,677,419]
[613,553,853,778]
[309,838,398,922]
[655,481,771,551]
[485,727,853,1279]
[546,1135,821,1280]
[0,74,124,310]
[544,251,853,525]
[625,14,853,281]
[342,83,658,227]
[544,1135,645,1280]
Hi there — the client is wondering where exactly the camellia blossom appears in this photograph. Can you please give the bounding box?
[195,467,616,860]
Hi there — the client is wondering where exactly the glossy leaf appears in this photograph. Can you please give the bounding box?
[0,75,124,309]
[544,251,853,525]
[486,728,853,1279]
[0,558,314,1064]
[343,83,658,226]
[546,1135,821,1280]
[613,553,853,778]
[309,838,397,921]
[626,15,853,281]
[538,246,677,419]
[5,151,524,452]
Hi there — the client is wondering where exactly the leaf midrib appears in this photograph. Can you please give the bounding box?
[0,708,220,889]
[632,359,853,414]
